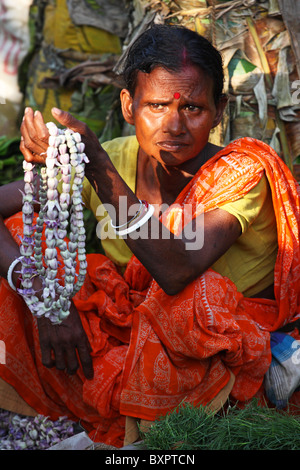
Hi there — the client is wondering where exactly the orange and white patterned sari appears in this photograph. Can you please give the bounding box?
[0,137,300,447]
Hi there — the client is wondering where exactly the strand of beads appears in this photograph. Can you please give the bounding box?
[18,123,89,324]
[68,132,88,294]
[17,161,40,314]
[34,167,47,278]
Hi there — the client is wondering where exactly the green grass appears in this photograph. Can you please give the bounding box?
[141,400,300,450]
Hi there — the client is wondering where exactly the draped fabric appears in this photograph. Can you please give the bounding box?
[1,138,300,447]
[120,138,300,420]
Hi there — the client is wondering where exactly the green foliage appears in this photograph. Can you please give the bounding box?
[141,402,216,451]
[0,136,24,186]
[70,83,124,140]
[142,400,300,450]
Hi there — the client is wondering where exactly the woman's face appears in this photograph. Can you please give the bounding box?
[121,65,226,168]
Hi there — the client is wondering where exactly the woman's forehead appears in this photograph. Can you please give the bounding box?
[134,65,214,99]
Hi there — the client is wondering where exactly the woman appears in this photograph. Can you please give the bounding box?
[0,24,300,447]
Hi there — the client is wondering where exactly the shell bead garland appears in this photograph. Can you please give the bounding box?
[19,122,89,324]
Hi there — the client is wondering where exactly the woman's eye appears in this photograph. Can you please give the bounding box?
[184,105,199,112]
[149,103,165,110]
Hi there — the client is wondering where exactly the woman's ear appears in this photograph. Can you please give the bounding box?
[120,89,135,125]
[212,94,228,128]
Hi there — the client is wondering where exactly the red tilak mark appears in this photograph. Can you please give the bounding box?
[174,92,180,99]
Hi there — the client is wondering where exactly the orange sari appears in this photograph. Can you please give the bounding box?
[0,138,300,447]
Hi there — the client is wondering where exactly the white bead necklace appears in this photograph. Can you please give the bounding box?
[19,123,89,324]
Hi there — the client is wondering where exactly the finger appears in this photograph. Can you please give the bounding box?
[20,137,46,164]
[39,342,56,369]
[36,318,56,368]
[21,119,46,156]
[65,348,79,376]
[53,349,67,371]
[21,108,49,158]
[51,107,88,136]
[77,342,94,380]
[33,110,50,145]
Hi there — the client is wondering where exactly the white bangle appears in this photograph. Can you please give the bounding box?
[114,203,154,236]
[110,200,143,229]
[7,256,24,291]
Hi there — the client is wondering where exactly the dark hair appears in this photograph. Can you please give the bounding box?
[121,24,224,104]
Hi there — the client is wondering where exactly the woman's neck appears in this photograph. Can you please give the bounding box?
[136,142,222,206]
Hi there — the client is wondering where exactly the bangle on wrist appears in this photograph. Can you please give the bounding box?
[111,199,144,229]
[114,201,154,236]
[7,256,24,291]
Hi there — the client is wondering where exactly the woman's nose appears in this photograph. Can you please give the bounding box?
[163,109,185,135]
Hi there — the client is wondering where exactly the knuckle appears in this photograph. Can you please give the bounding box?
[27,127,38,143]
[39,128,49,143]
[22,137,36,153]
[27,143,36,154]
[63,112,74,127]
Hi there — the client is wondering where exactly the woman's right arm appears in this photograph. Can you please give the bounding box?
[0,180,27,283]
[0,162,94,380]
[0,180,25,219]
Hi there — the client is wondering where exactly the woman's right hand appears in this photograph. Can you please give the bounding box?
[20,106,104,169]
[36,300,94,380]
[20,107,95,380]
[20,107,50,164]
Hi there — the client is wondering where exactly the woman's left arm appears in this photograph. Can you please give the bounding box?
[21,108,241,295]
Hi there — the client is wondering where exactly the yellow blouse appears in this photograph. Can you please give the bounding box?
[73,136,278,297]
[214,175,277,296]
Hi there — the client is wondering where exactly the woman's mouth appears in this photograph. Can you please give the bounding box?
[156,141,188,152]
